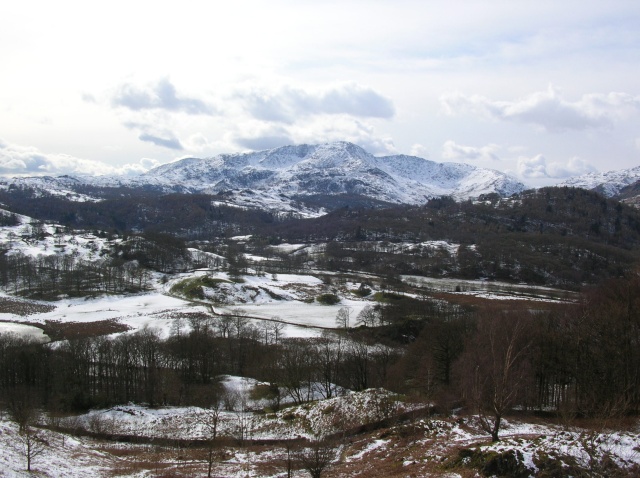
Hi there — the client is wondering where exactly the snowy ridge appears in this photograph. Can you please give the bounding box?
[557,164,640,197]
[140,141,525,204]
[0,142,525,212]
[0,175,101,202]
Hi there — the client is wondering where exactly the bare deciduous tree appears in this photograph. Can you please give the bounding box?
[335,306,352,330]
[6,386,47,472]
[459,309,534,442]
[17,425,47,472]
[296,438,337,478]
[356,304,379,327]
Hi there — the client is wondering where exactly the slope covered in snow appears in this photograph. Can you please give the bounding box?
[557,164,640,197]
[141,141,525,203]
[0,142,525,213]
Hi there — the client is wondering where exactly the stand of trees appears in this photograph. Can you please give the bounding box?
[0,252,151,298]
[0,312,397,414]
[0,230,195,298]
[0,275,638,438]
[390,277,640,439]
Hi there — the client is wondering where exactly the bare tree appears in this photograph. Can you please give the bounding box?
[170,315,186,338]
[6,385,38,434]
[203,398,224,477]
[233,383,254,446]
[335,306,352,330]
[230,308,250,339]
[459,309,534,441]
[16,425,47,472]
[215,313,235,338]
[268,319,286,344]
[345,340,371,391]
[296,438,337,478]
[6,386,47,472]
[260,320,272,345]
[278,340,315,404]
[314,332,343,399]
[356,304,379,327]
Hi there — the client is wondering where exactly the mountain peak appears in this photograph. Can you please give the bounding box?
[141,141,524,206]
[0,141,526,215]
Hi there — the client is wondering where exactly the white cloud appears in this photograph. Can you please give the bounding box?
[517,154,596,179]
[287,116,396,155]
[114,158,163,176]
[106,78,218,150]
[225,115,396,155]
[228,121,292,152]
[441,86,640,132]
[122,120,184,151]
[182,133,229,154]
[0,139,160,177]
[442,140,500,161]
[111,78,215,115]
[106,79,396,153]
[138,133,183,150]
[409,144,429,158]
[235,136,292,151]
[518,155,550,178]
[139,158,160,170]
[236,82,395,124]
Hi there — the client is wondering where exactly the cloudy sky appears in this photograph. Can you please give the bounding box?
[1,1,640,186]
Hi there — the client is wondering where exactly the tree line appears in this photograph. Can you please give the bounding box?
[3,185,640,288]
[0,311,396,414]
[0,252,151,298]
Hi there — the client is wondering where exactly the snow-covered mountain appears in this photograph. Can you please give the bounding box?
[557,165,640,197]
[0,142,525,213]
[139,142,524,202]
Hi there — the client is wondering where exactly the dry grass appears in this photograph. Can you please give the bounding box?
[40,319,131,340]
[432,291,567,310]
[0,296,55,316]
[100,443,202,477]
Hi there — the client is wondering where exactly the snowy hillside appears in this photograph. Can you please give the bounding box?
[0,142,525,214]
[557,164,640,197]
[141,141,525,203]
[1,397,639,477]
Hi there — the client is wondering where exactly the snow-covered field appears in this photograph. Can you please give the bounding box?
[0,322,50,342]
[0,266,370,341]
[0,288,340,341]
[402,274,578,301]
[217,301,368,331]
[0,265,573,343]
[0,214,115,260]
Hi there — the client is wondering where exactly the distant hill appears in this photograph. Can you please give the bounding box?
[0,142,524,215]
[139,141,525,204]
[262,187,640,287]
[558,164,640,197]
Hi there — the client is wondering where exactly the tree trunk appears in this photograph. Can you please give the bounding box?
[491,415,501,442]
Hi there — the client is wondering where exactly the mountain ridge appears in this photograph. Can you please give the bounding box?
[0,141,526,214]
[138,141,525,204]
[557,164,640,197]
